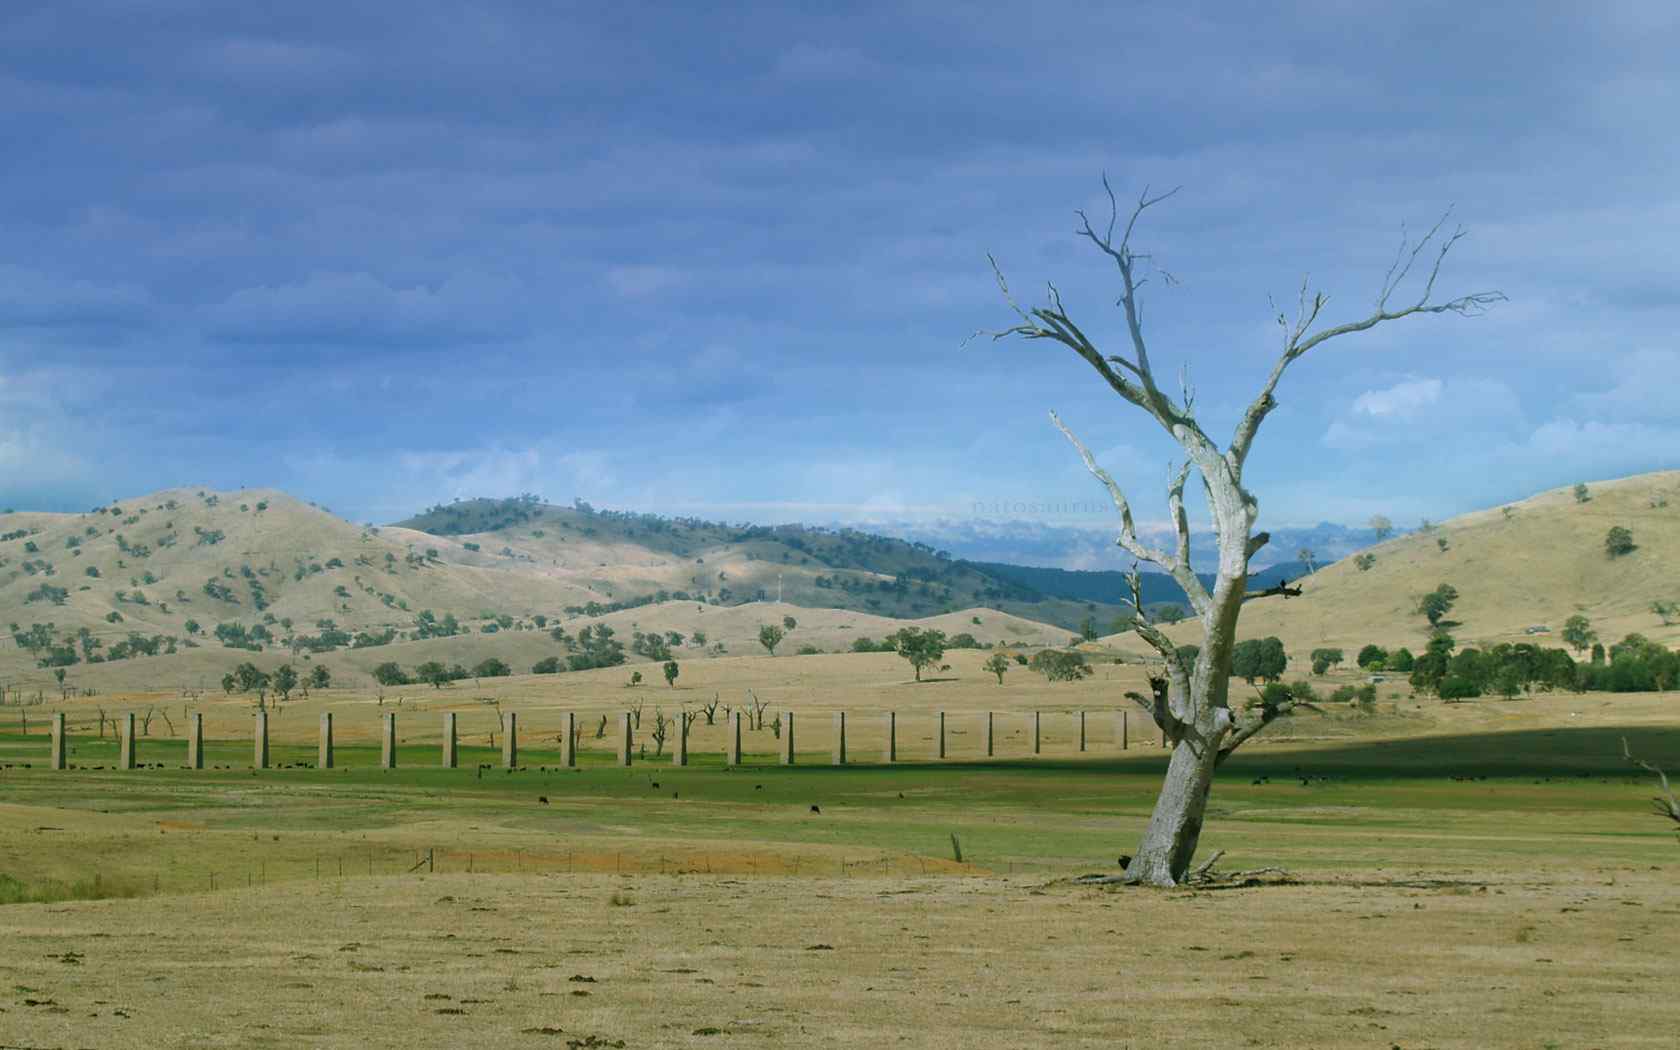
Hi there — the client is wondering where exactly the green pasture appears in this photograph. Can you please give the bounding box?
[2,724,1676,905]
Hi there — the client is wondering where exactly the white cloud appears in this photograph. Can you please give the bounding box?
[1349,377,1442,420]
[1324,376,1523,449]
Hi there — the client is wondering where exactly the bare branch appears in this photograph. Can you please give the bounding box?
[1050,412,1173,567]
[1227,210,1504,471]
[1623,737,1680,829]
[1242,578,1303,603]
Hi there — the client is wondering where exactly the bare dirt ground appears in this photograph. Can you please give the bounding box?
[3,866,1674,1049]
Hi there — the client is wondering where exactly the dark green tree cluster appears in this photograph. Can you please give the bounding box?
[1231,637,1287,684]
[1030,648,1092,682]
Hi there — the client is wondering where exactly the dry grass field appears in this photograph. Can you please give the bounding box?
[2,646,1678,1046]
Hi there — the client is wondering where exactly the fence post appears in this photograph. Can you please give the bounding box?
[984,711,993,758]
[188,712,203,769]
[120,712,136,769]
[561,712,576,768]
[503,711,518,769]
[780,712,795,765]
[442,712,457,768]
[885,711,896,763]
[674,709,688,766]
[50,712,65,770]
[1033,711,1041,755]
[254,710,268,769]
[727,710,742,766]
[1079,710,1087,752]
[832,711,846,766]
[937,711,945,759]
[1119,710,1128,751]
[380,712,396,769]
[319,712,333,769]
[618,712,632,767]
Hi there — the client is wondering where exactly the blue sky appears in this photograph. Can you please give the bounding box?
[2,1,1676,566]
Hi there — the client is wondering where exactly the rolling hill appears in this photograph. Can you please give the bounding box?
[1118,471,1680,663]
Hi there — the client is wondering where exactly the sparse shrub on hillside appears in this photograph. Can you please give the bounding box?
[1654,601,1678,627]
[84,566,99,578]
[1573,482,1590,503]
[25,584,68,605]
[1605,525,1636,558]
[1354,553,1376,571]
[1013,652,1028,665]
[782,615,797,631]
[1436,537,1449,552]
[1368,515,1394,541]
[796,644,821,655]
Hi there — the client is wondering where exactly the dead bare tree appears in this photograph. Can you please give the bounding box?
[978,177,1501,885]
[680,707,698,735]
[701,693,721,726]
[158,708,176,737]
[628,697,645,730]
[651,709,669,757]
[1623,738,1680,839]
[747,689,770,730]
[141,706,156,736]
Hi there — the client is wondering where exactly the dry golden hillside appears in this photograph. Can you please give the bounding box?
[1130,470,1680,663]
[0,487,1079,693]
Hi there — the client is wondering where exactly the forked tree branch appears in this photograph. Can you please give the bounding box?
[1049,412,1212,617]
[1228,208,1506,471]
[1623,737,1680,831]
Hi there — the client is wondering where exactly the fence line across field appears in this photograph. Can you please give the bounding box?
[37,707,1164,770]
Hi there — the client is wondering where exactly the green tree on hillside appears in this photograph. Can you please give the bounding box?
[416,661,452,687]
[1355,553,1377,572]
[373,662,410,686]
[1416,583,1460,627]
[758,624,785,656]
[1604,525,1635,558]
[782,615,797,631]
[891,626,946,682]
[1231,637,1287,684]
[309,664,331,690]
[271,664,298,701]
[1562,614,1596,655]
[1573,482,1590,504]
[473,658,511,678]
[663,660,679,687]
[1368,515,1394,541]
[1310,648,1344,675]
[984,651,1011,684]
